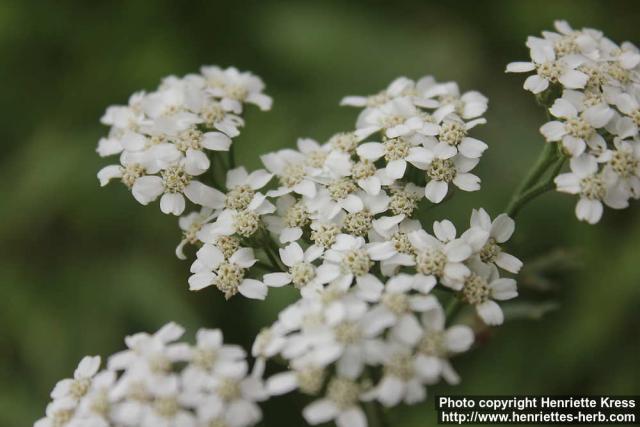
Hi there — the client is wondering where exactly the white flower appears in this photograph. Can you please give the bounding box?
[37,323,268,427]
[50,356,102,402]
[201,192,275,239]
[97,150,160,188]
[181,329,247,390]
[602,139,640,199]
[263,242,326,292]
[290,293,386,377]
[100,91,146,132]
[341,76,415,108]
[361,343,426,407]
[506,37,588,93]
[263,194,310,244]
[35,397,78,427]
[189,245,267,300]
[459,261,518,326]
[408,225,472,290]
[108,322,189,372]
[175,208,215,259]
[369,218,421,276]
[262,149,317,198]
[540,90,613,156]
[193,360,267,427]
[266,363,326,397]
[320,234,395,292]
[306,180,364,220]
[131,158,225,215]
[303,377,367,427]
[339,191,390,237]
[462,208,523,274]
[356,134,433,180]
[363,274,438,346]
[555,154,626,224]
[423,151,480,203]
[413,299,474,385]
[355,97,424,139]
[414,77,488,120]
[422,116,488,160]
[202,65,273,113]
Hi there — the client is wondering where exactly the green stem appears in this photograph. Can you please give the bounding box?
[228,144,236,169]
[259,229,286,272]
[506,143,556,212]
[446,297,462,322]
[364,402,391,427]
[507,155,565,218]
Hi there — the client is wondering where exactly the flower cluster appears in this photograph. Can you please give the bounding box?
[97,66,272,216]
[87,69,525,427]
[173,75,494,302]
[247,208,520,427]
[507,20,640,223]
[35,323,268,427]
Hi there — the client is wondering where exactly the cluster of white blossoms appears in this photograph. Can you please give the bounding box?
[81,70,524,427]
[171,74,495,303]
[35,323,268,427]
[96,66,272,216]
[249,209,520,427]
[507,20,640,223]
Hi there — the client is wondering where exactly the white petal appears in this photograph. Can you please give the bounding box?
[248,169,273,190]
[184,181,225,208]
[196,244,225,269]
[495,252,523,274]
[576,198,603,224]
[230,248,257,268]
[239,279,268,300]
[188,272,216,290]
[453,173,480,192]
[386,159,407,179]
[337,408,366,427]
[444,326,474,353]
[433,220,456,242]
[376,376,405,407]
[558,69,588,89]
[549,98,578,119]
[75,356,101,378]
[280,242,304,266]
[263,272,291,287]
[392,314,423,346]
[185,149,210,175]
[540,121,566,142]
[132,176,164,204]
[425,180,448,203]
[491,278,518,300]
[97,165,122,186]
[160,193,185,215]
[583,104,614,128]
[491,214,515,243]
[505,61,536,72]
[356,142,385,160]
[202,131,232,151]
[303,399,339,425]
[523,75,549,94]
[476,300,504,325]
[458,137,488,158]
[266,372,298,395]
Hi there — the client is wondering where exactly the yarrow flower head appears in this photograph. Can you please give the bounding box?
[88,63,539,427]
[96,66,272,216]
[35,322,268,427]
[507,20,640,223]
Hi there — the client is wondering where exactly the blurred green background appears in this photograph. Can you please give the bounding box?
[1,0,639,425]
